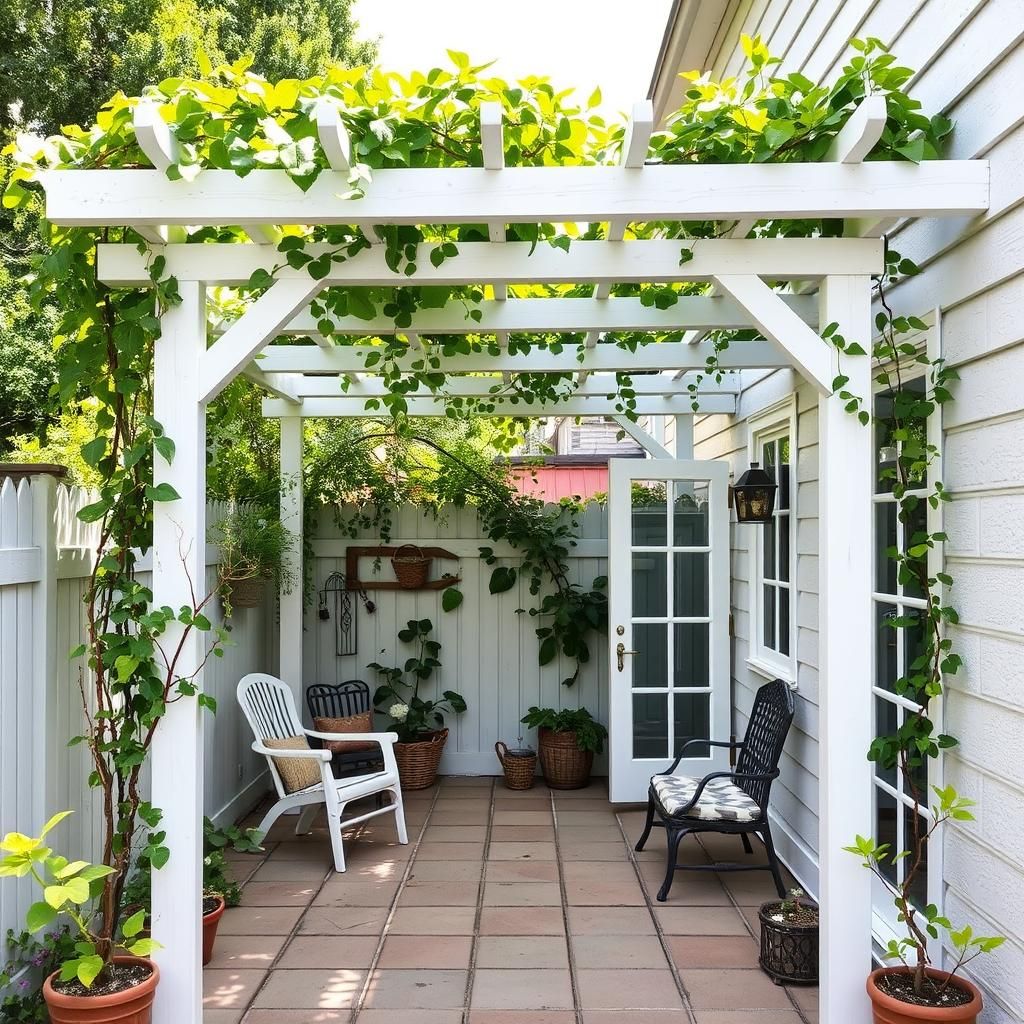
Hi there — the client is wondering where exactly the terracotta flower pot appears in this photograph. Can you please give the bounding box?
[867,967,982,1024]
[202,894,227,966]
[43,955,159,1024]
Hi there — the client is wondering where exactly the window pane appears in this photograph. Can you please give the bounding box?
[875,389,897,494]
[633,553,666,617]
[875,502,898,595]
[674,693,711,757]
[876,603,898,692]
[904,811,929,911]
[763,516,777,580]
[634,623,668,688]
[875,787,898,888]
[874,697,899,787]
[632,481,667,545]
[902,499,927,601]
[673,481,708,546]
[779,587,790,656]
[673,553,709,617]
[763,584,776,651]
[674,622,709,687]
[778,436,791,511]
[633,693,668,758]
[762,438,775,472]
[778,512,790,582]
[903,609,926,703]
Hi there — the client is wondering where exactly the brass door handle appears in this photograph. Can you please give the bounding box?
[616,642,638,672]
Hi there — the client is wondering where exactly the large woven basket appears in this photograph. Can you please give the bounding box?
[227,576,266,608]
[394,728,448,789]
[391,544,432,589]
[537,727,593,789]
[495,742,537,790]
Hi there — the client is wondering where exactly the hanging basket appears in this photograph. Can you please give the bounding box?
[394,728,448,789]
[391,544,432,589]
[495,742,537,790]
[758,900,819,985]
[537,727,593,789]
[226,576,266,608]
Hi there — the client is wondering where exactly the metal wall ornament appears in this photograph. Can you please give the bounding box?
[318,571,375,657]
[732,461,779,523]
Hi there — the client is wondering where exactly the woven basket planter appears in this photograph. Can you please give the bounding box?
[391,544,432,589]
[758,900,819,985]
[227,576,266,608]
[495,742,537,790]
[537,727,594,789]
[394,728,448,789]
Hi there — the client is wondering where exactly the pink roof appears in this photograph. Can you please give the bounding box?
[508,465,609,502]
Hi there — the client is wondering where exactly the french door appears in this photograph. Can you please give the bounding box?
[607,458,731,802]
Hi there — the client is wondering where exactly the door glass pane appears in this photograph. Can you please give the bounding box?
[876,502,898,594]
[632,481,667,545]
[779,588,790,656]
[633,553,666,617]
[778,512,790,582]
[875,787,898,887]
[633,693,668,758]
[673,693,710,757]
[673,552,708,617]
[634,623,668,688]
[874,697,898,787]
[876,602,898,692]
[673,622,709,686]
[673,481,708,546]
[763,584,776,650]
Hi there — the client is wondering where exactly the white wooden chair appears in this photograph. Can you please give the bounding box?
[237,672,408,871]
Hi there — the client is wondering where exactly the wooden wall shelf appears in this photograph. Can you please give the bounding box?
[345,545,461,592]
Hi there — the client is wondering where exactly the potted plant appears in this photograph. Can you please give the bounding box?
[758,887,819,985]
[370,618,467,789]
[0,812,160,1024]
[519,706,607,789]
[210,504,297,609]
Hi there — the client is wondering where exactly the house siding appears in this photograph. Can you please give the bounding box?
[681,2,1024,1019]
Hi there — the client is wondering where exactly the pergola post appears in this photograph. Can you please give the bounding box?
[817,274,874,1021]
[279,413,304,706]
[150,281,207,1024]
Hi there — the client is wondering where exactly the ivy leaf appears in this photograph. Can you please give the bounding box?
[489,566,517,594]
[154,435,175,464]
[80,437,107,468]
[26,901,57,932]
[441,587,463,612]
[77,500,110,524]
[146,482,181,503]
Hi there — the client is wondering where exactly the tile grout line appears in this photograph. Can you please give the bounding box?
[551,788,585,1024]
[461,777,497,1024]
[613,810,700,1024]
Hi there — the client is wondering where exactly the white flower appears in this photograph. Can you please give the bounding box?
[389,702,409,722]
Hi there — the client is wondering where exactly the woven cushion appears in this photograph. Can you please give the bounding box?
[264,735,321,793]
[652,773,761,822]
[314,712,378,754]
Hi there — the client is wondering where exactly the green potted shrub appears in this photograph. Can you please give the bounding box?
[370,618,467,789]
[0,812,159,1024]
[210,505,297,609]
[520,706,607,789]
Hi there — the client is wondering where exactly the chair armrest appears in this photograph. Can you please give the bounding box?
[303,729,399,747]
[658,739,745,777]
[670,767,780,817]
[251,741,332,762]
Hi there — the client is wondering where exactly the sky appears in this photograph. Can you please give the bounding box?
[351,0,675,119]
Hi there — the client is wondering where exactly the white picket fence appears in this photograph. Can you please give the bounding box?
[0,475,276,950]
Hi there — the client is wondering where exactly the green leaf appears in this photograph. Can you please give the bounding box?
[80,437,107,468]
[155,435,175,463]
[122,908,147,938]
[489,566,517,594]
[76,954,105,989]
[146,482,181,503]
[441,587,463,612]
[26,900,57,932]
[77,500,110,524]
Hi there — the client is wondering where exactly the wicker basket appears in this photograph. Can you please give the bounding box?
[394,728,448,789]
[227,576,266,608]
[391,544,432,589]
[537,727,594,790]
[495,742,537,790]
[758,900,819,985]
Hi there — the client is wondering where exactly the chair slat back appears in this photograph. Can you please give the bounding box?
[306,680,371,721]
[735,679,795,807]
[238,673,304,743]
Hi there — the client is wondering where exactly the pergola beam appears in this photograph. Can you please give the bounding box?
[97,237,885,287]
[611,414,672,458]
[44,160,989,227]
[240,366,301,403]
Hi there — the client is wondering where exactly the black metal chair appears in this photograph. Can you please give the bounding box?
[635,678,795,902]
[305,681,383,776]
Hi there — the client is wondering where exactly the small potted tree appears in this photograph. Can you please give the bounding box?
[758,887,819,985]
[370,618,467,789]
[519,706,607,789]
[0,812,159,1024]
[210,504,297,609]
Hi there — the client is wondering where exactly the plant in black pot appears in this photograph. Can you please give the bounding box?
[758,887,819,986]
[520,706,607,790]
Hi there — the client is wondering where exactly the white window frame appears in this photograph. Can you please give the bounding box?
[746,397,798,684]
[869,311,945,960]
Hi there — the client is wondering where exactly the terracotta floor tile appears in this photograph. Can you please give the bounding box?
[472,968,573,1009]
[421,825,489,842]
[478,906,565,935]
[203,968,267,1010]
[204,934,285,969]
[377,934,474,969]
[576,969,683,1010]
[242,1012,348,1024]
[568,906,657,935]
[556,825,626,842]
[389,905,477,934]
[483,881,562,906]
[442,776,494,788]
[559,841,628,861]
[298,906,390,935]
[564,879,646,906]
[475,935,570,969]
[218,906,304,935]
[490,825,556,842]
[554,810,619,826]
[251,859,331,882]
[312,881,400,907]
[562,861,639,882]
[488,841,557,861]
[692,1013,803,1024]
[486,860,560,882]
[401,880,480,906]
[492,810,553,826]
[431,809,492,826]
[681,968,794,1010]
[276,934,378,969]
[363,969,468,1009]
[203,1010,245,1024]
[492,785,553,800]
[492,798,552,811]
[408,859,484,882]
[237,880,319,907]
[417,841,487,860]
[356,1012,463,1024]
[655,906,750,936]
[667,935,759,969]
[468,1012,575,1024]
[785,984,819,1012]
[582,1014,690,1024]
[572,933,669,969]
[252,968,365,1009]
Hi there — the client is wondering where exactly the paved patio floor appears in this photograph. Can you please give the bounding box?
[204,777,818,1023]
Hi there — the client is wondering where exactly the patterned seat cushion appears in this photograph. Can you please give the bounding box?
[651,773,761,822]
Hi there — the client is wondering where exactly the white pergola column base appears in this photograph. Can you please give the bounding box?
[817,275,874,1021]
[279,418,304,706]
[150,282,207,1024]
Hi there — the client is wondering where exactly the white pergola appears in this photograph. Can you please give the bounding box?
[39,94,989,1024]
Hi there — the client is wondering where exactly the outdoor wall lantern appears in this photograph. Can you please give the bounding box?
[732,462,778,523]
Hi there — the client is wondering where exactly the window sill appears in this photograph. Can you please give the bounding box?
[745,655,797,688]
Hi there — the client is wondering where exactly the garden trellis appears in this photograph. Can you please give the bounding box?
[30,63,990,1024]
